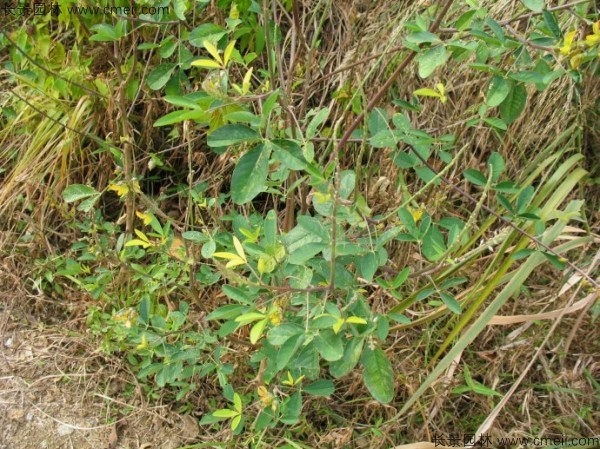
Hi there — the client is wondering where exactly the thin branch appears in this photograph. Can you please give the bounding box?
[505,24,555,51]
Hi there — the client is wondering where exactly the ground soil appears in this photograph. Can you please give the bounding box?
[0,291,203,449]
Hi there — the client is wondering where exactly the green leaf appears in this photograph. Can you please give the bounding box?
[542,10,561,39]
[463,169,487,186]
[213,409,239,418]
[230,144,272,205]
[89,23,125,42]
[182,231,205,242]
[222,285,253,304]
[391,267,410,289]
[456,10,477,31]
[522,0,543,12]
[268,323,304,346]
[361,345,394,404]
[189,24,227,47]
[153,109,207,127]
[63,184,100,203]
[207,124,261,147]
[172,0,187,20]
[367,108,389,135]
[329,338,364,378]
[512,248,536,260]
[483,117,507,130]
[406,31,440,44]
[486,76,511,107]
[315,330,344,362]
[304,380,335,397]
[250,318,268,344]
[147,63,177,90]
[339,170,356,200]
[418,45,448,79]
[233,393,242,413]
[306,107,330,139]
[235,312,266,325]
[487,152,505,182]
[77,194,100,212]
[280,392,302,425]
[276,334,303,370]
[271,139,307,170]
[359,252,379,282]
[264,210,277,247]
[440,292,462,314]
[231,415,242,431]
[509,71,544,84]
[206,304,246,321]
[499,83,527,124]
[422,226,447,262]
[163,95,202,109]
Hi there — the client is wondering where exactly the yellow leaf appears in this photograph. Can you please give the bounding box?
[239,226,260,243]
[408,204,425,222]
[213,251,246,267]
[231,415,241,431]
[135,210,153,226]
[202,40,223,65]
[436,83,447,103]
[113,308,137,322]
[223,40,236,67]
[136,333,148,350]
[436,83,446,96]
[560,30,577,55]
[229,2,239,19]
[413,88,440,98]
[570,53,583,69]
[250,318,267,344]
[232,83,243,95]
[345,316,368,325]
[124,239,152,249]
[242,67,253,94]
[235,312,266,324]
[267,306,282,325]
[584,33,600,47]
[233,393,242,414]
[108,183,129,197]
[313,192,332,204]
[257,386,273,408]
[258,255,276,275]
[233,236,247,262]
[168,235,191,263]
[132,179,141,194]
[332,317,345,334]
[191,58,222,69]
[134,229,150,243]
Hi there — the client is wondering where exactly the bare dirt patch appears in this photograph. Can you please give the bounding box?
[0,287,201,449]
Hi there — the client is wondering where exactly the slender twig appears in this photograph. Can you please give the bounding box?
[505,24,555,51]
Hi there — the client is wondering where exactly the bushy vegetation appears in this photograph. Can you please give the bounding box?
[1,0,599,446]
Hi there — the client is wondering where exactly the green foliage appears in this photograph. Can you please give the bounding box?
[2,0,598,443]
